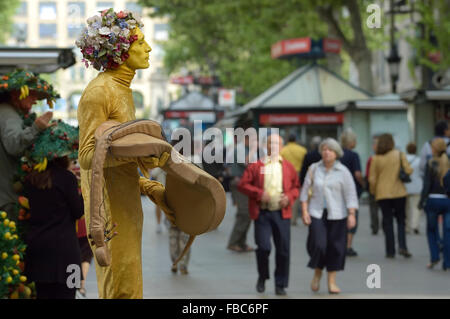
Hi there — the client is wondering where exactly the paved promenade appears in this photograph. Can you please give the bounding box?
[84,193,450,299]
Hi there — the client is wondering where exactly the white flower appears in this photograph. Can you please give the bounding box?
[111,26,121,35]
[98,27,111,35]
[87,15,102,25]
[87,27,98,37]
[120,28,130,37]
[113,56,122,64]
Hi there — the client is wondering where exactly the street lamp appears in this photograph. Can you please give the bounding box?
[387,43,401,93]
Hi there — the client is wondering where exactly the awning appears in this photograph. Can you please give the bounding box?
[335,93,408,112]
[0,47,76,74]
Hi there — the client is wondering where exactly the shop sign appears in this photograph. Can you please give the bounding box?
[218,89,236,107]
[170,76,194,85]
[259,113,344,125]
[271,38,311,59]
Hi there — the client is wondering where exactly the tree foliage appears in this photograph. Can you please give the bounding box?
[0,0,21,44]
[406,0,450,72]
[139,0,444,103]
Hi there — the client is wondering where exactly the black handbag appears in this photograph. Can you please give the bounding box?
[399,152,411,183]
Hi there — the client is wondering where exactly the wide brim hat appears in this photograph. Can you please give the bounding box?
[0,69,60,107]
[90,120,226,267]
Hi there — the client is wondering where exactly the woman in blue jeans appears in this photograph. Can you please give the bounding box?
[419,138,450,270]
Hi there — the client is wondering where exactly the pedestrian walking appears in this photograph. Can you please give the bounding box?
[227,136,255,252]
[299,136,322,185]
[339,129,364,257]
[418,138,450,270]
[405,142,423,234]
[300,138,357,294]
[281,134,307,226]
[418,120,450,177]
[238,134,299,296]
[369,133,413,258]
[366,135,380,235]
[168,219,191,275]
[151,167,166,234]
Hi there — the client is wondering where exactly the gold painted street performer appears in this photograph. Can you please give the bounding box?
[76,8,171,298]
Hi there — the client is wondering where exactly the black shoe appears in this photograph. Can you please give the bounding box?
[372,230,378,235]
[256,278,265,293]
[386,254,395,259]
[275,286,286,296]
[413,229,419,235]
[399,249,412,258]
[346,247,358,257]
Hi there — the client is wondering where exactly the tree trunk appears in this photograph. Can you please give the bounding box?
[353,49,374,94]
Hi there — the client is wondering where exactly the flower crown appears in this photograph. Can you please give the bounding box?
[75,8,144,71]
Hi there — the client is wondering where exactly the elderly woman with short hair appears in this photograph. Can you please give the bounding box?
[300,138,358,294]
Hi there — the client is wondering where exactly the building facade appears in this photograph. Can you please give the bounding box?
[9,0,177,123]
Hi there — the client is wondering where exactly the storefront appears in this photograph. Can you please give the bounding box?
[239,63,371,147]
[162,91,224,139]
[401,88,450,151]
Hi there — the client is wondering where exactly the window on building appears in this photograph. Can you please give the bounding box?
[154,24,169,41]
[96,2,114,12]
[67,24,84,38]
[133,91,144,109]
[16,2,27,16]
[152,44,165,60]
[12,23,27,43]
[68,2,85,18]
[125,2,142,14]
[39,2,57,20]
[39,23,57,38]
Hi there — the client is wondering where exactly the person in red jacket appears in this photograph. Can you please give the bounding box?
[238,133,300,296]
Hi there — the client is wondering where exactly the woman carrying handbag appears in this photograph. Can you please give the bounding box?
[300,138,358,294]
[369,134,413,258]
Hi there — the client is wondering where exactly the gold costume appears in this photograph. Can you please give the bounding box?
[77,28,162,298]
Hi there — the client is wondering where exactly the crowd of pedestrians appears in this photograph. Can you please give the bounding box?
[207,121,450,296]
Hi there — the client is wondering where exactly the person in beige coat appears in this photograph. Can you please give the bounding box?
[369,133,413,258]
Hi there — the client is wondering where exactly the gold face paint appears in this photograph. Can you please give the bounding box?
[125,28,152,70]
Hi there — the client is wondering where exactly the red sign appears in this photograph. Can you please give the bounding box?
[165,110,224,119]
[323,38,341,54]
[259,113,344,125]
[271,38,311,59]
[170,76,194,85]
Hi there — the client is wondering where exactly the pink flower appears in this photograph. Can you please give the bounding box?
[101,9,108,17]
[117,11,128,19]
[85,47,94,55]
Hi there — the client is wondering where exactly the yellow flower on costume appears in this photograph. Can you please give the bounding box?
[3,218,10,226]
[19,276,27,282]
[0,211,6,219]
[4,232,11,240]
[1,252,7,259]
[12,254,20,261]
[6,277,13,283]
